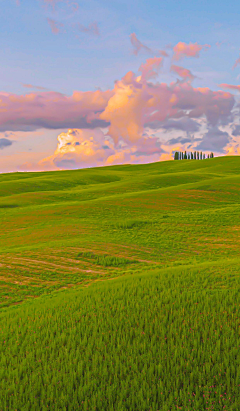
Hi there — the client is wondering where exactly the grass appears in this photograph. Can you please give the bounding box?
[1,261,240,410]
[77,251,136,267]
[0,156,240,409]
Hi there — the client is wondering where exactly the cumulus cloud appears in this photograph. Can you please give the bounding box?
[97,67,234,148]
[0,63,235,141]
[130,33,153,56]
[0,66,234,139]
[47,18,64,34]
[159,118,200,133]
[170,64,195,81]
[231,125,240,136]
[139,57,163,80]
[40,129,113,169]
[195,127,231,152]
[172,87,234,126]
[167,136,192,145]
[0,138,12,149]
[0,56,238,170]
[0,89,112,132]
[75,22,100,36]
[39,128,165,170]
[173,42,210,61]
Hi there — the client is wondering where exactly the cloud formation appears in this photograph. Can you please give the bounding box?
[0,138,12,149]
[232,125,240,136]
[233,53,240,70]
[39,128,165,170]
[139,57,163,80]
[195,127,231,152]
[159,50,169,57]
[42,0,62,10]
[0,63,234,139]
[75,22,100,36]
[170,64,195,81]
[130,33,152,56]
[47,18,64,34]
[0,89,112,132]
[1,56,238,170]
[99,69,234,145]
[219,83,240,92]
[173,42,210,61]
[159,118,200,133]
[22,84,48,91]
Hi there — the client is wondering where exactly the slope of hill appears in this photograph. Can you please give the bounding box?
[0,156,239,308]
[0,156,240,409]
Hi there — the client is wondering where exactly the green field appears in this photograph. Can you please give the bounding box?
[0,156,240,410]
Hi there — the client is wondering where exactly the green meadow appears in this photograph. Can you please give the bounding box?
[0,156,240,410]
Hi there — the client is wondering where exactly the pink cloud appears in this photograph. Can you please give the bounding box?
[43,0,61,9]
[130,33,152,56]
[139,57,163,80]
[0,65,234,141]
[219,83,240,92]
[42,0,79,13]
[66,1,79,13]
[0,89,113,132]
[173,42,211,61]
[40,129,113,169]
[99,67,234,145]
[159,50,169,57]
[38,128,164,170]
[22,84,48,91]
[0,59,235,165]
[47,18,64,34]
[233,54,240,70]
[170,64,195,81]
[76,22,100,36]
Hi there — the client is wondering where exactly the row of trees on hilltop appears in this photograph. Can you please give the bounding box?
[174,151,214,160]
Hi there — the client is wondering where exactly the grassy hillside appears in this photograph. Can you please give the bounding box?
[1,261,240,410]
[0,156,240,410]
[0,156,239,308]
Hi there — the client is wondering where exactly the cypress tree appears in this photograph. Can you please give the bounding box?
[191,152,193,160]
[207,154,210,159]
[184,150,187,159]
[194,151,196,159]
[188,153,190,159]
[203,153,205,159]
[174,152,179,160]
[182,152,184,160]
[200,151,202,160]
[197,151,199,160]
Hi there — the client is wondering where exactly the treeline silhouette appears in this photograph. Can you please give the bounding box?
[174,151,214,160]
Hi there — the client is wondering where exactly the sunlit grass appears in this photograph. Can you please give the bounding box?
[0,156,240,409]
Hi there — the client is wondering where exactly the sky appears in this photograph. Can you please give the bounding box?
[0,0,240,173]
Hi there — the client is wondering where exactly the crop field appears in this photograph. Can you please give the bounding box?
[0,156,240,410]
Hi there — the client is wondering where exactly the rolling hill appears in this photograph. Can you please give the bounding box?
[0,156,239,410]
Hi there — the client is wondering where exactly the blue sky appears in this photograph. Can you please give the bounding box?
[0,0,240,172]
[2,0,240,93]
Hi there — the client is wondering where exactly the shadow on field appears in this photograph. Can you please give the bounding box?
[0,204,18,208]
